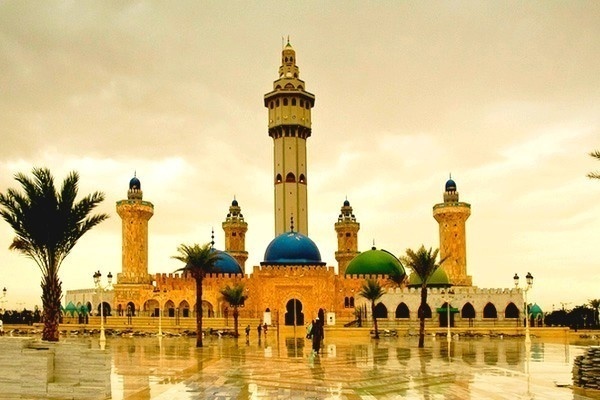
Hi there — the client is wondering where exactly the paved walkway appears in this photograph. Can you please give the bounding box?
[86,329,600,399]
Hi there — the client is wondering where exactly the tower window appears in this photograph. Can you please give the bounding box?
[283,98,288,106]
[346,233,351,237]
[286,172,296,183]
[291,98,296,106]
[276,99,279,106]
[300,99,304,107]
[305,102,309,109]
[276,174,283,183]
[299,174,306,183]
[270,102,274,109]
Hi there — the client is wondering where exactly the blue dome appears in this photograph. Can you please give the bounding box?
[343,199,350,207]
[262,231,325,266]
[232,199,238,207]
[211,249,243,274]
[129,176,141,190]
[445,179,456,192]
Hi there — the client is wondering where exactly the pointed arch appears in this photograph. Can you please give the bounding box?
[374,303,388,319]
[395,302,410,319]
[299,174,306,184]
[483,302,498,318]
[418,303,432,318]
[285,172,296,182]
[505,302,520,318]
[461,302,475,319]
[275,174,283,184]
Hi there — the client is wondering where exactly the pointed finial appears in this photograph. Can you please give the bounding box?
[287,35,290,45]
[371,239,376,250]
[449,173,452,179]
[211,228,215,248]
[290,215,294,232]
[134,170,137,178]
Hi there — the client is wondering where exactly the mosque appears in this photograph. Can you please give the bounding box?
[66,42,536,330]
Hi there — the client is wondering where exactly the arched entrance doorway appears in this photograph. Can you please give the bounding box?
[284,299,304,326]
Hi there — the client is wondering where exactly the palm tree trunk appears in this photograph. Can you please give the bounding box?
[195,276,203,347]
[41,269,62,342]
[233,307,239,337]
[372,301,379,339]
[418,283,427,348]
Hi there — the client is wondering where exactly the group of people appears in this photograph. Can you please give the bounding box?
[245,321,268,340]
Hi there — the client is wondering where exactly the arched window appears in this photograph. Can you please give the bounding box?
[418,304,432,318]
[299,174,306,183]
[395,303,410,318]
[276,99,279,106]
[283,98,288,106]
[291,98,296,106]
[285,172,296,182]
[275,174,282,184]
[349,297,354,307]
[505,302,520,318]
[344,297,350,308]
[300,99,304,107]
[374,303,388,319]
[483,303,498,318]
[270,101,274,109]
[461,302,476,319]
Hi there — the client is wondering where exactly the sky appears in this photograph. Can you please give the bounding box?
[0,1,599,313]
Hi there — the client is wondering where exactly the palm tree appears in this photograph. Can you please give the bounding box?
[587,150,600,179]
[359,279,386,339]
[589,299,600,327]
[220,283,248,337]
[0,168,108,342]
[172,243,221,347]
[401,245,446,348]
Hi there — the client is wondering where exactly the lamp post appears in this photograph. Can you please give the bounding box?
[0,287,7,312]
[93,271,113,344]
[513,272,533,344]
[152,282,167,337]
[443,288,455,343]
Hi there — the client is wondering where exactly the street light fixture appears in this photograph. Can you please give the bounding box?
[513,272,534,344]
[93,271,113,344]
[0,287,7,313]
[152,282,167,337]
[443,288,455,343]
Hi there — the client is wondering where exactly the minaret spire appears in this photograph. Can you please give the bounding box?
[264,41,315,236]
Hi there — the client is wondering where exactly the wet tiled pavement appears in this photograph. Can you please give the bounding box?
[84,329,600,399]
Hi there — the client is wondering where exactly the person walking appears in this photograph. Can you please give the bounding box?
[311,317,323,354]
[245,324,250,339]
[257,321,262,340]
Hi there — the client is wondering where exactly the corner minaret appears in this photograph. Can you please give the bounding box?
[222,198,248,270]
[433,176,472,286]
[116,175,154,284]
[264,39,315,236]
[335,199,360,275]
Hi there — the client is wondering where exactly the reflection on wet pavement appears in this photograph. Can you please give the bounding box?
[74,330,600,399]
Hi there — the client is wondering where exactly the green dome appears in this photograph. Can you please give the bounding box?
[408,267,450,287]
[345,247,405,276]
[529,303,543,316]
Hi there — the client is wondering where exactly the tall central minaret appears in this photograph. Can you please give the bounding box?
[264,39,315,236]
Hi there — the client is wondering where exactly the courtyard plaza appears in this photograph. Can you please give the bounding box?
[77,327,600,399]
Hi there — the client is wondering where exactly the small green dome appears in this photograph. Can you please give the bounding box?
[529,303,543,316]
[408,267,450,287]
[345,247,405,276]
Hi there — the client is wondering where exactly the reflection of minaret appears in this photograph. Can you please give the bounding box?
[116,174,154,284]
[222,198,248,269]
[335,199,360,275]
[264,39,315,236]
[433,176,472,286]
